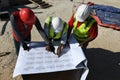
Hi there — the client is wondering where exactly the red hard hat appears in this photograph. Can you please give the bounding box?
[19,8,36,25]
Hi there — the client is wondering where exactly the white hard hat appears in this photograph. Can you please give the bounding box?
[51,17,63,33]
[76,4,90,22]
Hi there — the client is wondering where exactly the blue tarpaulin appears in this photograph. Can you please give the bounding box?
[89,3,120,30]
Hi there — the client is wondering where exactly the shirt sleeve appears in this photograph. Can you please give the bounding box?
[89,22,98,39]
[60,30,67,45]
[60,22,69,45]
[44,17,50,38]
[68,14,74,28]
[60,32,67,45]
[10,13,25,45]
[35,17,50,44]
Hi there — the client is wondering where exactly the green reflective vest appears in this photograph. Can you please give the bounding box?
[73,14,96,42]
[46,17,68,39]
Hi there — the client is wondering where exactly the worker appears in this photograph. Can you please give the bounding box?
[44,16,69,57]
[67,4,98,52]
[10,8,55,55]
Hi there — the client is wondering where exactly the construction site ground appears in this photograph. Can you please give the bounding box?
[0,0,120,80]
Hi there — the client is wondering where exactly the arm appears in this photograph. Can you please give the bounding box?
[60,23,68,45]
[35,17,50,44]
[61,32,67,45]
[10,14,29,50]
[80,22,98,46]
[35,17,55,53]
[80,36,93,45]
[66,26,73,43]
[66,14,74,43]
[57,25,68,57]
[57,22,73,57]
[44,23,51,41]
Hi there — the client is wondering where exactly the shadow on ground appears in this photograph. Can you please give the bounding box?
[85,48,120,80]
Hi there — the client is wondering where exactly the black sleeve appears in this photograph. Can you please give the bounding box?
[10,14,26,45]
[35,17,51,44]
[66,26,72,42]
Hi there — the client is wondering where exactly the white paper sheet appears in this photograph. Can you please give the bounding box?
[13,42,89,80]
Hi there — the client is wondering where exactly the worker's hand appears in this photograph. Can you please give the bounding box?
[45,43,55,53]
[57,44,63,57]
[22,43,29,51]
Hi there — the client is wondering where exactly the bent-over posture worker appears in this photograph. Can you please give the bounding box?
[44,16,69,56]
[67,4,98,52]
[10,8,54,55]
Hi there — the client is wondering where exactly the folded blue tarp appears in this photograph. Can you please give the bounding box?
[89,3,120,30]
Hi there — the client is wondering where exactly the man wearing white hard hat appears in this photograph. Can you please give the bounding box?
[44,16,69,57]
[67,4,98,52]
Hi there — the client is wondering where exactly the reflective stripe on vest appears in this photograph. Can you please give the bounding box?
[46,17,68,39]
[73,14,96,41]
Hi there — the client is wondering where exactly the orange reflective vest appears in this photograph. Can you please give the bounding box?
[12,11,33,41]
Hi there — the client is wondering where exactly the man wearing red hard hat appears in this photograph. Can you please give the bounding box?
[10,8,55,55]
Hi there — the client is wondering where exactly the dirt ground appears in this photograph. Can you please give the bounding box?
[0,0,120,80]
